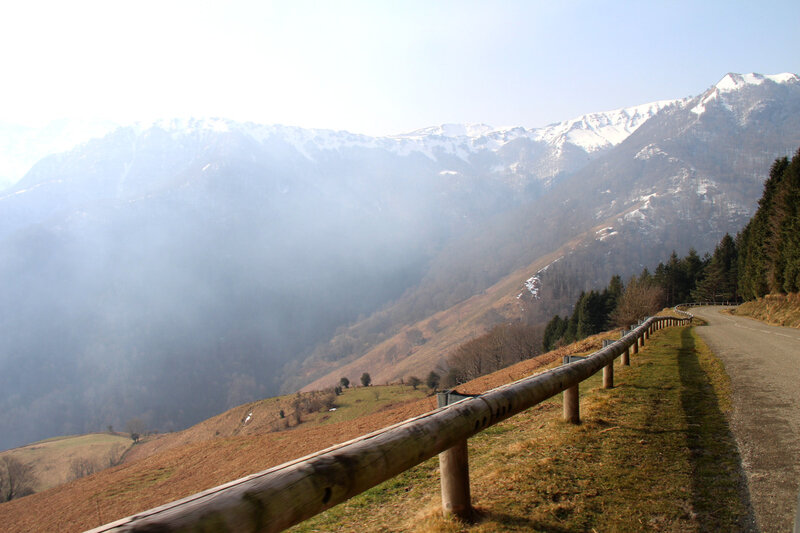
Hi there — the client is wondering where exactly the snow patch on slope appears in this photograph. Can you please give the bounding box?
[623,193,658,221]
[517,257,563,300]
[595,226,618,241]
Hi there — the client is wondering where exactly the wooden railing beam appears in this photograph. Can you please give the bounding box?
[89,316,673,533]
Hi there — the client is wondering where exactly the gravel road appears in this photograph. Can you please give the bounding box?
[691,306,800,533]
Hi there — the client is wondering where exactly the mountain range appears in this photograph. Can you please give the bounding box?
[1,72,798,450]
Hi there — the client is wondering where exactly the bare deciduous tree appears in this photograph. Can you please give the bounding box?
[68,457,99,481]
[0,456,36,501]
[612,278,666,326]
[444,323,543,385]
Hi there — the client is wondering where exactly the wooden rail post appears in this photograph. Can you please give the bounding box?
[563,384,579,424]
[439,439,472,520]
[603,363,614,389]
[620,330,630,366]
[437,392,473,520]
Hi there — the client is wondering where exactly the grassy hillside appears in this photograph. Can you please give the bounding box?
[731,293,800,328]
[0,334,607,532]
[124,383,431,464]
[1,323,750,532]
[293,326,751,532]
[0,434,131,494]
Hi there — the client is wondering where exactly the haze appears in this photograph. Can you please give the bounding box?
[1,0,798,136]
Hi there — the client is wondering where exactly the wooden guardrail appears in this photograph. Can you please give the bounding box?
[87,315,690,533]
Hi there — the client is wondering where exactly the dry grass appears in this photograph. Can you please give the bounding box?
[731,293,800,328]
[0,334,611,532]
[292,326,751,532]
[124,384,428,464]
[0,434,132,493]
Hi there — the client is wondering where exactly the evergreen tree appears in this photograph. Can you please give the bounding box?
[654,251,693,306]
[564,292,583,343]
[682,248,706,299]
[778,152,800,292]
[575,291,606,338]
[602,275,624,320]
[691,236,737,303]
[736,151,800,299]
[542,315,568,351]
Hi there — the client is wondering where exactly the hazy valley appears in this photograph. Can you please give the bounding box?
[1,72,799,452]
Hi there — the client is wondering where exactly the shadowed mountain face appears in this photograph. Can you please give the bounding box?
[1,74,798,450]
[0,122,530,449]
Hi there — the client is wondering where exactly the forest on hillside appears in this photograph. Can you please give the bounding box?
[541,149,800,351]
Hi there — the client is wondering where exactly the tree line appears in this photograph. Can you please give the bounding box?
[443,322,543,387]
[738,150,800,299]
[543,149,800,350]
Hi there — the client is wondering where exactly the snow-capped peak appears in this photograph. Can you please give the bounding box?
[715,72,798,93]
[530,99,683,152]
[692,72,799,115]
[393,123,496,140]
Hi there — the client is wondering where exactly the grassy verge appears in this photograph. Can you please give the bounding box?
[291,326,751,532]
[731,293,800,328]
[0,433,132,493]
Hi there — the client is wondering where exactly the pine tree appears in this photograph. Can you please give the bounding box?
[778,150,800,292]
[542,315,568,351]
[736,152,800,299]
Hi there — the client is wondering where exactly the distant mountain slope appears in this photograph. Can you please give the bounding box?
[0,119,117,189]
[0,72,797,451]
[297,72,800,390]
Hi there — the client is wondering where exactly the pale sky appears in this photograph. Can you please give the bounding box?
[2,0,799,136]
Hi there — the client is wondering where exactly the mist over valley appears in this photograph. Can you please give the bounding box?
[1,73,799,451]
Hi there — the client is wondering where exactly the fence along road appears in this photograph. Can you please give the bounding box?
[87,316,687,533]
[690,305,800,533]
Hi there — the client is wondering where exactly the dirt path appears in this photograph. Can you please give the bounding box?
[691,306,800,533]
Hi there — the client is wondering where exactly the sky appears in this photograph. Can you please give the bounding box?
[1,0,799,136]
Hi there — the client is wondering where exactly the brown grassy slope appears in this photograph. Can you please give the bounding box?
[300,214,631,393]
[292,326,749,532]
[731,293,800,328]
[0,333,611,533]
[125,385,428,464]
[0,434,131,493]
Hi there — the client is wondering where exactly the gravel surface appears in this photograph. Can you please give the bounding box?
[691,306,800,533]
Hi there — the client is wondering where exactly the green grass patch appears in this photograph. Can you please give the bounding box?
[24,433,129,451]
[290,327,751,532]
[307,385,430,426]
